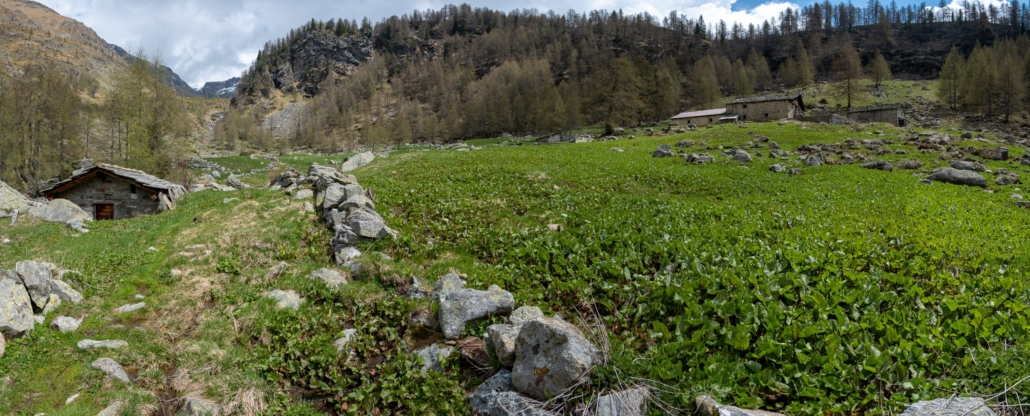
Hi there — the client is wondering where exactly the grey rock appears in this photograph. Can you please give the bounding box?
[685,153,715,164]
[331,224,359,247]
[341,152,375,172]
[0,274,34,338]
[0,180,32,214]
[788,168,803,175]
[488,323,522,366]
[226,174,249,189]
[323,183,348,209]
[113,302,146,314]
[439,285,515,340]
[415,343,454,373]
[841,153,855,164]
[96,401,124,416]
[696,395,784,416]
[294,189,314,200]
[900,398,995,416]
[77,339,128,349]
[433,273,465,301]
[512,318,599,400]
[28,199,91,223]
[509,306,544,325]
[406,277,431,299]
[66,219,89,233]
[51,280,83,305]
[51,316,82,333]
[340,194,375,212]
[897,160,923,170]
[860,160,893,171]
[732,150,753,163]
[950,160,985,172]
[15,260,54,310]
[308,268,348,289]
[304,202,315,213]
[334,246,362,264]
[0,332,5,358]
[596,387,650,416]
[347,208,386,238]
[470,369,553,416]
[803,154,823,167]
[675,140,695,148]
[333,328,358,359]
[961,132,973,139]
[652,145,674,158]
[996,173,1021,186]
[178,397,222,415]
[769,164,786,173]
[609,147,624,152]
[34,315,44,325]
[927,168,987,187]
[41,294,61,315]
[267,290,302,310]
[91,358,130,382]
[1021,154,1030,166]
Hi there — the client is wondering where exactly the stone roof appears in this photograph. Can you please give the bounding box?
[671,108,727,119]
[726,94,803,105]
[42,163,187,201]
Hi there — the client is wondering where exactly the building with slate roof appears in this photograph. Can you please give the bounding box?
[42,162,187,220]
[725,94,805,122]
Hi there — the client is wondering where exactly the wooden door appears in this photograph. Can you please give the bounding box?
[95,204,114,220]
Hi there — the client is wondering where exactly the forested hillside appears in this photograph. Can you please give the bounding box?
[220,2,1030,153]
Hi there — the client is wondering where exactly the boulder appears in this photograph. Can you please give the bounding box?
[77,339,128,349]
[50,279,84,304]
[293,189,314,200]
[897,160,923,170]
[433,273,465,301]
[308,268,348,289]
[0,180,31,214]
[512,318,599,400]
[900,398,995,416]
[596,387,650,416]
[96,401,124,416]
[769,164,786,173]
[950,160,985,172]
[927,168,987,187]
[15,260,54,310]
[732,150,753,163]
[340,194,375,212]
[333,328,358,359]
[0,332,4,357]
[439,285,515,340]
[841,153,855,164]
[860,160,893,171]
[470,369,554,416]
[178,397,222,415]
[674,140,694,148]
[696,395,784,416]
[28,199,90,223]
[488,306,546,366]
[91,358,130,382]
[685,154,714,164]
[997,173,1021,186]
[1022,154,1030,166]
[803,154,823,167]
[113,302,146,314]
[415,343,454,373]
[651,145,674,158]
[0,274,35,338]
[323,183,349,210]
[347,209,386,238]
[334,246,362,264]
[51,316,82,333]
[267,290,302,310]
[41,294,61,315]
[226,174,249,190]
[341,152,375,172]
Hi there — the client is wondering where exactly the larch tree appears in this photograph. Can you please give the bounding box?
[831,40,865,108]
[995,45,1024,122]
[747,48,773,91]
[868,50,892,87]
[937,46,964,110]
[690,56,722,109]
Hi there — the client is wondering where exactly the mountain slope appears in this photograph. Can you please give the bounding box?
[0,0,126,90]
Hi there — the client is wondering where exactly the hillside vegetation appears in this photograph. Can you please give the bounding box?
[3,116,1030,414]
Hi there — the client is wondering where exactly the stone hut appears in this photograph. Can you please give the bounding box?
[670,108,727,127]
[725,94,805,122]
[847,104,907,127]
[42,163,187,220]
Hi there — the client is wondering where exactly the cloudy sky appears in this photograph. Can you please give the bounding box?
[37,0,968,89]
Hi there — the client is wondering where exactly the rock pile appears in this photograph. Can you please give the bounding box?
[0,261,83,340]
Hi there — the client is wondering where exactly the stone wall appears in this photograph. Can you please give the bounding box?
[51,175,161,220]
[848,108,907,127]
[727,100,800,122]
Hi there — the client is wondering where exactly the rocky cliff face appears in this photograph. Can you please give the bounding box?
[108,44,199,97]
[199,77,240,98]
[233,31,374,107]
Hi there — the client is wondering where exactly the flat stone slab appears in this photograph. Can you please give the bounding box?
[91,357,130,382]
[51,316,82,333]
[900,398,996,416]
[0,274,34,338]
[113,302,146,313]
[77,339,128,349]
[267,290,302,310]
[308,268,348,289]
[439,285,515,340]
[50,279,83,304]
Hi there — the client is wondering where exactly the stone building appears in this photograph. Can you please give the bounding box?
[670,108,728,127]
[42,163,187,220]
[847,104,907,127]
[725,94,805,122]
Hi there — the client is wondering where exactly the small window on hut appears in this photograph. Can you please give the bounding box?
[130,184,137,194]
[97,172,108,182]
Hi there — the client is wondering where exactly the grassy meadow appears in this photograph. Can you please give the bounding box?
[2,118,1030,414]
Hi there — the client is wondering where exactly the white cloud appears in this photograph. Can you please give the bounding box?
[35,0,799,88]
